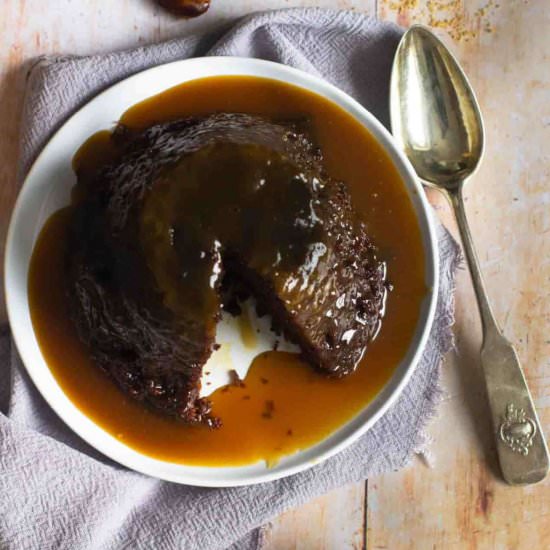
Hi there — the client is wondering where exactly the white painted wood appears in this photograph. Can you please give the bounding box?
[262,483,366,550]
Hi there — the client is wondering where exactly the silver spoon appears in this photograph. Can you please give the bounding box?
[390,24,549,485]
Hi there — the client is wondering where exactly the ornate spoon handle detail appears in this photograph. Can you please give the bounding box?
[450,185,549,485]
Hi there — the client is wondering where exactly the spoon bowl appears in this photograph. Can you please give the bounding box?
[390,25,484,189]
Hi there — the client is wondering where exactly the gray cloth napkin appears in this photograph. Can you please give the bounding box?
[0,8,461,550]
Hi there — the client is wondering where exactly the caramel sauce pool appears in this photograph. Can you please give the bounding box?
[29,76,426,466]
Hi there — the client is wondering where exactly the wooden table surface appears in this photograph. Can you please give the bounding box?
[1,1,549,548]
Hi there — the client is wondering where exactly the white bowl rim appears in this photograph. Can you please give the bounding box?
[5,56,439,487]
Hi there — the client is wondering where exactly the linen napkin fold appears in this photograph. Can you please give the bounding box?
[0,8,461,550]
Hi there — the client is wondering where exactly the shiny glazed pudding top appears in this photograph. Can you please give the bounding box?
[67,112,386,427]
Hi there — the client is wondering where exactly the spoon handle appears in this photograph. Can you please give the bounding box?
[449,186,549,485]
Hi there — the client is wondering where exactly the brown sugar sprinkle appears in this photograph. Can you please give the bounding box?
[287,429,293,436]
[381,0,500,41]
[228,369,245,388]
[385,0,419,12]
[261,400,275,419]
[260,377,269,385]
[242,395,251,400]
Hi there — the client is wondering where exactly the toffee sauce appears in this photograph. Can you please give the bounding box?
[29,76,426,466]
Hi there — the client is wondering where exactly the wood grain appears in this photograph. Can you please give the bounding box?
[1,1,549,549]
[262,484,366,550]
[368,1,550,549]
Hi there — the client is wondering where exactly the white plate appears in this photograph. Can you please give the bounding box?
[4,57,439,487]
